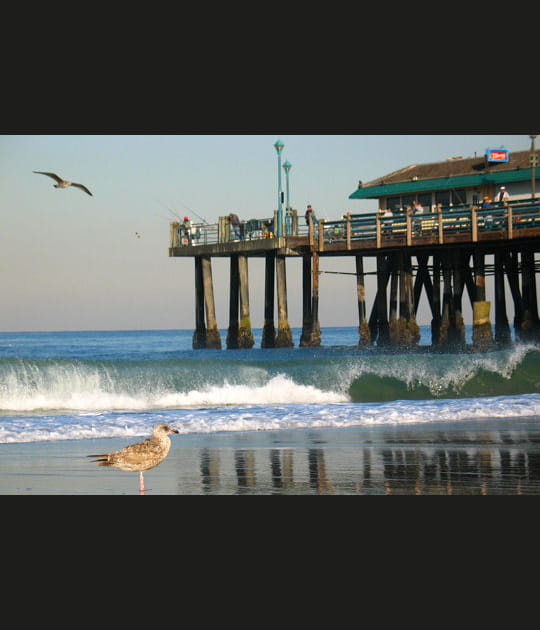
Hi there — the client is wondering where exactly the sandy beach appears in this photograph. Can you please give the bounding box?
[1,418,539,495]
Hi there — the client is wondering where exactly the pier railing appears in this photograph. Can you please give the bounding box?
[170,199,540,251]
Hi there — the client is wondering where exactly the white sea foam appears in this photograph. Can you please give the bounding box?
[157,374,348,408]
[0,373,347,414]
[2,392,540,443]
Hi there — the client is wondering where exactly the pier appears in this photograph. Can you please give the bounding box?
[169,199,540,350]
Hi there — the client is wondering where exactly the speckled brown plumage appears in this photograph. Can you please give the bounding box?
[88,423,179,493]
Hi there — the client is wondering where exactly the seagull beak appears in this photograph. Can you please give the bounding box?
[171,428,179,434]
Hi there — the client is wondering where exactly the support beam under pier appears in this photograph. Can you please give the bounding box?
[472,250,494,352]
[227,254,254,349]
[299,252,321,347]
[494,251,511,345]
[226,255,240,349]
[238,254,254,348]
[356,255,370,346]
[201,255,222,349]
[192,256,206,349]
[275,255,294,347]
[521,247,540,342]
[261,252,276,348]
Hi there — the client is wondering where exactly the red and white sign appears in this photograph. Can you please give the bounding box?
[486,149,510,163]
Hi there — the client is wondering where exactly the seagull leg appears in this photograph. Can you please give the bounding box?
[139,471,145,494]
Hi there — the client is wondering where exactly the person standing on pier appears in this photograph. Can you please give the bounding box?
[305,204,319,238]
[228,212,242,240]
[305,204,317,226]
[497,186,510,203]
[182,216,192,245]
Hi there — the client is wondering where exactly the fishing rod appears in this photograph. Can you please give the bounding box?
[154,212,176,222]
[156,199,182,221]
[176,199,210,225]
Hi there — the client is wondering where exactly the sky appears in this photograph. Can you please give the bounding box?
[0,134,534,332]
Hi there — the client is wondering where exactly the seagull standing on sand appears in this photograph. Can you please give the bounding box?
[88,423,179,494]
[33,170,93,196]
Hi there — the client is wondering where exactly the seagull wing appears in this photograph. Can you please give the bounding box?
[71,182,93,196]
[33,171,64,184]
[109,438,167,470]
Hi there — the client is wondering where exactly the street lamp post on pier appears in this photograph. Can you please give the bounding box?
[283,159,292,236]
[274,139,285,236]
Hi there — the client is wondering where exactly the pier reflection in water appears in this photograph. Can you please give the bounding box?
[176,420,540,495]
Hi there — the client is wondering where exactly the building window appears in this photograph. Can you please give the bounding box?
[452,189,467,206]
[383,188,470,213]
[435,190,450,208]
[401,195,416,211]
[418,193,432,211]
[387,196,402,212]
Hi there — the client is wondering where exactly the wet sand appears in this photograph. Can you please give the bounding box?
[2,417,540,495]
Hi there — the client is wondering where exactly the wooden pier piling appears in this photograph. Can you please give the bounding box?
[450,250,466,348]
[192,256,206,349]
[431,254,442,346]
[192,255,222,349]
[373,254,390,346]
[504,250,524,340]
[238,255,254,348]
[310,252,321,346]
[355,255,370,346]
[299,252,321,347]
[494,251,511,345]
[201,256,222,349]
[299,254,313,347]
[261,252,276,348]
[388,254,399,345]
[275,255,293,347]
[521,247,540,341]
[226,255,240,349]
[226,254,254,349]
[472,250,494,351]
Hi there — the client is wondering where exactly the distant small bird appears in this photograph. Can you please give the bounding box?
[33,170,93,196]
[88,423,179,494]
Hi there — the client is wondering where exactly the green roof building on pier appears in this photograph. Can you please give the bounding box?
[349,149,539,211]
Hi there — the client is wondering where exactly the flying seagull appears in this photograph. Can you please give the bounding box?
[33,170,93,196]
[87,423,179,494]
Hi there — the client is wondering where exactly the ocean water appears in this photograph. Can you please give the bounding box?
[1,326,540,445]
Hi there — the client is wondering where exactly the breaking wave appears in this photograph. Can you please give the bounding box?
[1,344,539,414]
